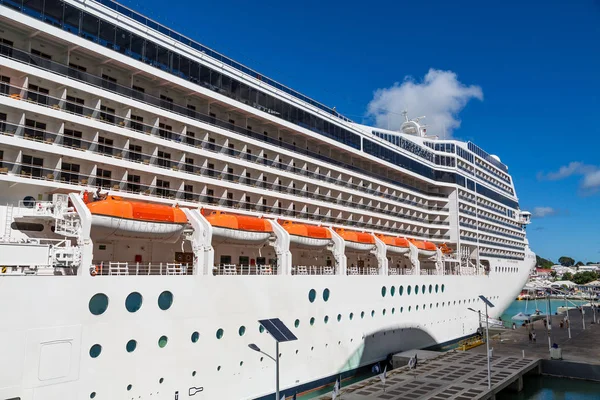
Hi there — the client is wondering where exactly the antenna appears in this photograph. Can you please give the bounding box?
[402,110,409,122]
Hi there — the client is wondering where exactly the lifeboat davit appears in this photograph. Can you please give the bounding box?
[335,229,376,251]
[409,239,438,257]
[86,196,187,242]
[377,235,410,254]
[205,211,272,245]
[281,221,332,248]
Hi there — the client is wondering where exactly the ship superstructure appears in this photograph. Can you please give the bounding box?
[0,1,535,399]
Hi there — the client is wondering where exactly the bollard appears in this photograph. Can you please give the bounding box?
[522,349,525,358]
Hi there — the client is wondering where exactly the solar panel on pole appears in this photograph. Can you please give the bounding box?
[258,318,297,342]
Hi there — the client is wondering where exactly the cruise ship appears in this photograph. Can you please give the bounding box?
[0,1,536,399]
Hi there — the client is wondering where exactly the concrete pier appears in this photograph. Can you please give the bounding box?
[317,307,600,399]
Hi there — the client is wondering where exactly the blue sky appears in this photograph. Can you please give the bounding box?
[120,0,600,263]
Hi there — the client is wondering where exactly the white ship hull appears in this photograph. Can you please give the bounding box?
[0,260,531,400]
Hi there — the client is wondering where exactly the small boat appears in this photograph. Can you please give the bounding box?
[408,239,437,257]
[335,229,376,251]
[205,211,272,245]
[376,234,410,254]
[86,196,187,242]
[281,221,332,248]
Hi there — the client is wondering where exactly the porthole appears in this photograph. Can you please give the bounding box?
[435,284,439,293]
[390,286,396,296]
[126,339,137,353]
[323,288,330,302]
[311,346,314,351]
[191,331,200,343]
[415,285,419,294]
[158,335,168,348]
[259,324,265,333]
[310,317,315,326]
[392,307,395,314]
[158,291,173,310]
[371,310,375,317]
[349,312,354,320]
[89,293,109,316]
[127,384,132,391]
[407,286,412,295]
[361,311,365,319]
[260,356,264,362]
[217,366,221,371]
[294,319,300,328]
[381,286,387,297]
[408,306,412,312]
[192,371,196,377]
[238,326,246,336]
[382,309,386,316]
[159,378,164,384]
[216,328,224,339]
[90,392,96,399]
[337,314,342,322]
[399,285,404,296]
[240,361,244,366]
[436,303,439,308]
[89,344,102,358]
[125,292,143,313]
[416,305,419,311]
[400,306,404,313]
[442,284,445,293]
[324,315,329,324]
[429,285,433,293]
[422,285,426,294]
[308,289,316,303]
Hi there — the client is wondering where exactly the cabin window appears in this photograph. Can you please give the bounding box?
[31,48,52,59]
[128,144,142,162]
[184,158,194,172]
[61,162,80,183]
[183,185,194,200]
[98,137,113,156]
[0,75,9,95]
[256,257,266,266]
[101,74,117,91]
[21,155,44,178]
[96,168,112,188]
[127,174,141,193]
[156,180,171,197]
[238,256,249,266]
[220,255,232,265]
[10,222,44,231]
[24,119,46,141]
[158,123,172,139]
[100,105,116,123]
[130,114,144,132]
[63,129,82,149]
[66,95,85,115]
[157,151,171,168]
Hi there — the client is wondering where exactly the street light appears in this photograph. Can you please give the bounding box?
[249,318,297,400]
[248,343,279,398]
[478,295,495,390]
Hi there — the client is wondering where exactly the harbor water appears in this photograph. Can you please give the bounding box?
[496,375,600,399]
[500,298,587,327]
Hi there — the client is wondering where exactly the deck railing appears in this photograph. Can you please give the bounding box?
[95,261,192,275]
[213,264,276,276]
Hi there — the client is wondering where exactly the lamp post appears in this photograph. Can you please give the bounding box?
[249,343,279,399]
[478,295,495,390]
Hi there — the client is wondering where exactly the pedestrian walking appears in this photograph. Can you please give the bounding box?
[528,332,532,343]
[532,331,537,343]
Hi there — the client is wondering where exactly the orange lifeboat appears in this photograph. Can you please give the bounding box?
[439,243,453,254]
[205,211,272,245]
[377,235,410,254]
[86,196,187,242]
[280,220,332,248]
[408,239,438,257]
[335,228,376,251]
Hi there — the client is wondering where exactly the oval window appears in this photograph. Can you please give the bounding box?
[89,293,109,316]
[125,292,143,313]
[158,291,173,310]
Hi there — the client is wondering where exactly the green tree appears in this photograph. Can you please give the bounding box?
[550,270,557,278]
[572,271,598,285]
[558,256,575,267]
[561,272,573,281]
[536,255,554,269]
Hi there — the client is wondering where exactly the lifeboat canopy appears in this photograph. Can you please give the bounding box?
[408,239,438,257]
[335,228,376,252]
[281,220,332,248]
[205,211,272,245]
[377,234,410,255]
[86,196,187,242]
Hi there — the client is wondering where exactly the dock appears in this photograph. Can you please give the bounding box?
[318,307,600,399]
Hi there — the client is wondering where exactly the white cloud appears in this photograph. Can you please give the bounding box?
[366,69,483,137]
[539,162,600,193]
[532,207,558,218]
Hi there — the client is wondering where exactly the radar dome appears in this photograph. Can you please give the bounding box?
[490,155,501,163]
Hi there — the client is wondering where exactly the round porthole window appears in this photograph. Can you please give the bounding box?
[294,319,300,328]
[429,285,433,294]
[158,335,168,348]
[310,317,315,326]
[323,288,330,302]
[127,384,132,391]
[382,309,386,316]
[371,310,375,317]
[399,285,404,296]
[89,293,109,316]
[349,312,354,320]
[361,311,365,319]
[90,392,96,399]
[308,289,316,303]
[381,286,387,297]
[415,285,419,294]
[435,284,439,293]
[390,286,396,296]
[337,314,342,322]
[191,331,200,343]
[324,315,329,324]
[216,329,224,339]
[259,324,265,333]
[442,284,445,293]
[422,285,426,294]
[89,344,102,358]
[158,291,173,310]
[238,326,246,336]
[126,339,137,353]
[125,292,143,313]
[392,307,395,314]
[407,286,412,295]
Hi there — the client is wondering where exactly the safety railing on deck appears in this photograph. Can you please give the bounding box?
[213,264,277,276]
[291,265,335,275]
[95,261,192,275]
[347,266,379,275]
[388,267,414,275]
